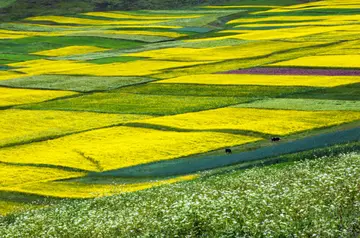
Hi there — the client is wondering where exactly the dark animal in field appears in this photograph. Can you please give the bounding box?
[225,148,232,154]
[271,137,281,142]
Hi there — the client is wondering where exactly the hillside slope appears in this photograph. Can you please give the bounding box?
[0,0,313,21]
[1,151,359,237]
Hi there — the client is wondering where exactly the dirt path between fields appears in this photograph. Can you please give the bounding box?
[94,126,360,178]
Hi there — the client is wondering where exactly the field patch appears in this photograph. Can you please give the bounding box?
[1,36,143,54]
[87,56,143,64]
[117,83,314,98]
[32,46,108,57]
[223,67,360,76]
[25,16,165,25]
[126,41,320,61]
[139,108,360,136]
[81,30,187,38]
[235,98,360,111]
[0,126,261,171]
[0,164,86,188]
[83,12,202,20]
[0,75,155,92]
[8,59,94,76]
[287,83,360,100]
[0,53,40,64]
[50,60,213,77]
[0,87,76,107]
[0,71,25,81]
[3,175,197,199]
[156,74,360,87]
[0,200,40,216]
[20,92,248,115]
[270,55,360,68]
[0,109,152,147]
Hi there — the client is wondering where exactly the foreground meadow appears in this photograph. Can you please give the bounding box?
[1,152,359,237]
[0,0,360,225]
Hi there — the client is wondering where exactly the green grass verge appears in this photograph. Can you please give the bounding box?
[1,151,359,237]
[0,0,15,8]
[0,36,143,54]
[287,83,360,100]
[87,56,143,64]
[19,92,249,115]
[0,75,156,92]
[234,98,360,111]
[117,83,316,97]
[0,53,41,64]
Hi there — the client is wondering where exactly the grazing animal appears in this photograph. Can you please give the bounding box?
[225,148,232,154]
[271,137,281,142]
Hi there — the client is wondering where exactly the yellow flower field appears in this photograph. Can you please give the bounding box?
[126,41,318,61]
[227,15,330,24]
[26,16,164,25]
[138,108,360,135]
[270,55,360,68]
[83,12,202,20]
[2,174,197,198]
[0,29,67,39]
[8,59,94,76]
[53,60,214,76]
[33,46,108,57]
[90,30,187,38]
[219,25,347,40]
[0,71,25,81]
[0,109,153,147]
[258,1,360,13]
[155,74,360,87]
[0,33,27,39]
[0,87,76,107]
[0,164,86,188]
[0,127,261,171]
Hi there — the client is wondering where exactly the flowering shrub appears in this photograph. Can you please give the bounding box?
[1,152,359,237]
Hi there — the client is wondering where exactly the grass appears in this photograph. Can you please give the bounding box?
[156,74,360,87]
[0,36,143,54]
[287,83,360,100]
[1,151,359,237]
[0,0,16,8]
[117,83,316,97]
[0,75,156,92]
[20,92,249,115]
[0,53,40,64]
[235,98,360,111]
[87,56,143,64]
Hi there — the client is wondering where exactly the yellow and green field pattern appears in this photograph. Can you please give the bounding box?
[1,0,360,214]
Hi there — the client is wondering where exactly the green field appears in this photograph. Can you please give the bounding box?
[235,98,360,111]
[0,75,155,92]
[20,92,249,115]
[1,0,360,236]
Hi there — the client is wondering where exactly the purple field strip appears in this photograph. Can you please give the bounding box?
[222,67,360,76]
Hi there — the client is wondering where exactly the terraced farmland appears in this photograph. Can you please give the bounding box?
[0,1,360,230]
